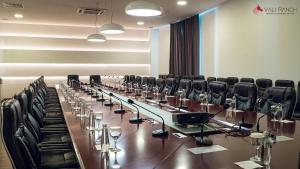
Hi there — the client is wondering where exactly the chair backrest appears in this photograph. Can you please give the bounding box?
[124,75,130,83]
[207,77,217,83]
[226,77,239,98]
[261,87,296,119]
[15,125,41,169]
[234,83,257,111]
[275,80,295,88]
[194,75,205,81]
[175,79,192,98]
[188,80,207,101]
[164,78,177,95]
[181,75,190,80]
[208,81,227,105]
[158,75,167,79]
[256,78,273,97]
[89,75,101,84]
[67,74,79,85]
[141,77,148,86]
[226,77,239,86]
[135,76,142,87]
[147,77,156,88]
[167,74,175,78]
[217,77,227,82]
[293,81,300,117]
[156,78,165,93]
[240,78,255,83]
[1,99,30,169]
[129,75,135,83]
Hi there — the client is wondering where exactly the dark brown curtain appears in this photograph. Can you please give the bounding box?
[169,15,199,76]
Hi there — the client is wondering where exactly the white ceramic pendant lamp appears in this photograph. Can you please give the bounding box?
[125,1,163,17]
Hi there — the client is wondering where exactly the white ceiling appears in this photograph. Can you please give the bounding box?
[0,0,227,29]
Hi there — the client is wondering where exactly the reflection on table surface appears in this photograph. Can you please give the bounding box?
[60,85,300,169]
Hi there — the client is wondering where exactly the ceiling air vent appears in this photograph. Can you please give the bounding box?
[77,7,107,15]
[2,2,24,8]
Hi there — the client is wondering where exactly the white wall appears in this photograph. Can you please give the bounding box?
[202,0,300,82]
[0,22,151,98]
[150,26,170,77]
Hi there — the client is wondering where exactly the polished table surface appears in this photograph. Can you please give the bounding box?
[60,87,300,169]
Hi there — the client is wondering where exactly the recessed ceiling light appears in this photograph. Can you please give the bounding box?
[177,1,187,6]
[14,13,23,18]
[137,21,144,25]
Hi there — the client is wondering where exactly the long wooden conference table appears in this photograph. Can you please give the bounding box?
[59,85,300,169]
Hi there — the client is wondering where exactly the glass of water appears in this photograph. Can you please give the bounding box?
[109,126,122,152]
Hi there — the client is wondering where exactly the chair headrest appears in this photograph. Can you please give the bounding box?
[275,80,294,88]
[209,81,227,93]
[256,78,272,88]
[226,77,239,85]
[234,82,257,97]
[264,87,295,103]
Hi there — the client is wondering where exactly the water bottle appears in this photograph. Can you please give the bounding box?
[100,124,110,153]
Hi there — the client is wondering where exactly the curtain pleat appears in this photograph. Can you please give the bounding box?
[169,15,199,76]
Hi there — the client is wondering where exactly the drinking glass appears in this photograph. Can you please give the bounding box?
[94,112,103,131]
[270,105,279,122]
[111,152,121,169]
[109,126,122,152]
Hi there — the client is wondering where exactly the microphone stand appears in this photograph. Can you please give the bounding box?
[128,102,143,124]
[109,93,126,114]
[128,99,168,137]
[256,114,266,132]
[97,88,114,107]
[196,104,230,146]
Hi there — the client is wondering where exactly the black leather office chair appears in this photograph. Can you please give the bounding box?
[167,74,175,78]
[134,76,142,88]
[147,77,156,90]
[158,75,167,79]
[1,99,32,169]
[240,78,255,83]
[226,77,239,98]
[234,83,257,111]
[1,99,79,169]
[163,78,177,95]
[188,80,208,101]
[181,75,190,80]
[124,75,130,84]
[141,77,148,86]
[217,77,227,82]
[256,78,273,98]
[208,81,227,105]
[292,81,300,119]
[156,78,165,93]
[67,75,79,86]
[175,79,191,98]
[275,80,295,88]
[207,77,217,83]
[89,75,101,85]
[194,75,205,81]
[260,87,296,119]
[129,75,135,84]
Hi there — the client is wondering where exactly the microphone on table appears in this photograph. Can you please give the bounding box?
[127,99,143,124]
[256,114,266,132]
[128,99,168,137]
[97,88,113,107]
[196,104,230,147]
[96,88,106,102]
[109,93,126,114]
